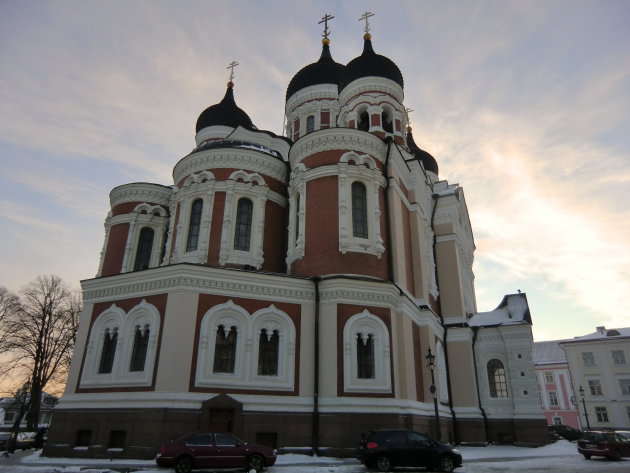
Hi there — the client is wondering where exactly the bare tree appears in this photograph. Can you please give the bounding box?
[2,275,81,430]
[0,286,20,353]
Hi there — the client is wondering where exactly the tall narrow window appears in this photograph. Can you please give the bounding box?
[548,391,559,406]
[133,227,155,271]
[382,112,393,133]
[306,115,315,133]
[213,325,237,373]
[612,350,626,365]
[487,359,508,397]
[358,110,369,131]
[356,333,375,379]
[595,406,609,422]
[186,199,203,252]
[258,329,279,376]
[352,182,368,238]
[98,328,118,374]
[233,198,253,251]
[588,379,603,396]
[129,324,150,372]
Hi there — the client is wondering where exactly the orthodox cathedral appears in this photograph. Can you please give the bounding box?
[45,14,547,459]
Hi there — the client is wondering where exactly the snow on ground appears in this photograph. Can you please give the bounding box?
[0,440,628,472]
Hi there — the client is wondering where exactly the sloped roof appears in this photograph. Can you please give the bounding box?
[532,340,569,364]
[468,292,532,327]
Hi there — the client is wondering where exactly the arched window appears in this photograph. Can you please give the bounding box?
[487,359,508,397]
[258,328,279,376]
[213,325,237,373]
[306,115,315,133]
[352,182,368,238]
[133,227,155,271]
[358,110,370,131]
[356,333,374,379]
[98,328,118,374]
[233,198,253,251]
[186,199,203,252]
[129,324,150,372]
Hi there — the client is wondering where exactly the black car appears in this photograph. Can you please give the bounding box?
[577,430,630,460]
[356,429,462,472]
[548,424,582,441]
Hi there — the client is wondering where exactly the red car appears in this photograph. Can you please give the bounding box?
[155,431,276,473]
[577,431,630,460]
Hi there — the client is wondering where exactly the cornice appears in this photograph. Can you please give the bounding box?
[173,149,288,185]
[81,264,313,304]
[289,128,387,168]
[109,183,172,208]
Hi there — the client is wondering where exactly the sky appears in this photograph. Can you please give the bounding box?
[0,0,628,343]
[7,440,630,472]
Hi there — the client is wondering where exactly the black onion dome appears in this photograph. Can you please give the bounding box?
[286,40,345,101]
[196,83,255,133]
[339,35,404,92]
[407,128,439,175]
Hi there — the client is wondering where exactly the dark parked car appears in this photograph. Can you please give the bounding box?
[356,429,462,472]
[548,424,582,441]
[155,431,276,473]
[577,430,630,460]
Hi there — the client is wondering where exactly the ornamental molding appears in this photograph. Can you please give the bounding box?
[286,83,340,112]
[289,129,387,167]
[173,149,288,185]
[339,76,404,105]
[81,266,314,304]
[110,183,172,208]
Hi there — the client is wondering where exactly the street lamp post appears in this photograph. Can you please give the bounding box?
[578,385,590,430]
[425,348,441,441]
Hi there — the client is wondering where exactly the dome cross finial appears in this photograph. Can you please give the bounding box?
[405,107,414,126]
[319,13,334,41]
[359,11,375,35]
[226,60,239,83]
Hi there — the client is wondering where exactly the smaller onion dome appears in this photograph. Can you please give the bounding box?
[407,127,439,175]
[286,38,345,101]
[339,34,404,92]
[196,82,255,133]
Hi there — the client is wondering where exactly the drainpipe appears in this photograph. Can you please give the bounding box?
[311,276,321,456]
[472,326,490,443]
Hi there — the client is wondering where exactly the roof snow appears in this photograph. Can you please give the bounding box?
[468,293,531,327]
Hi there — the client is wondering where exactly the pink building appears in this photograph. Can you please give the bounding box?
[533,341,580,429]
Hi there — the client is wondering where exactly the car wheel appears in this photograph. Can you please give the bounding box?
[376,455,392,472]
[174,455,193,473]
[247,453,265,472]
[439,455,455,472]
[610,450,622,461]
[583,453,591,459]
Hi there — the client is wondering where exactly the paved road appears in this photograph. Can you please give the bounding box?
[1,449,629,473]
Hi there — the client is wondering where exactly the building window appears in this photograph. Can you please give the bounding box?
[306,115,315,133]
[213,325,237,373]
[612,350,626,365]
[582,352,596,367]
[75,430,92,447]
[595,406,609,423]
[358,109,370,131]
[257,329,279,376]
[548,391,559,407]
[133,227,155,270]
[356,333,375,379]
[98,328,118,374]
[129,324,150,372]
[544,371,554,383]
[233,198,253,251]
[588,379,603,396]
[351,182,368,238]
[487,359,508,398]
[552,416,563,425]
[108,430,126,449]
[4,411,15,423]
[186,199,203,252]
[620,378,630,396]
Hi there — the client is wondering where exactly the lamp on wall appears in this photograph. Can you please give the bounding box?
[578,385,591,430]
[425,347,442,441]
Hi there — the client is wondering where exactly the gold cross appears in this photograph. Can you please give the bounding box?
[319,13,334,40]
[226,60,239,82]
[359,11,375,34]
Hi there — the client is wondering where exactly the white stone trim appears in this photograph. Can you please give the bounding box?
[343,309,392,393]
[79,300,160,388]
[195,301,296,391]
[286,164,306,268]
